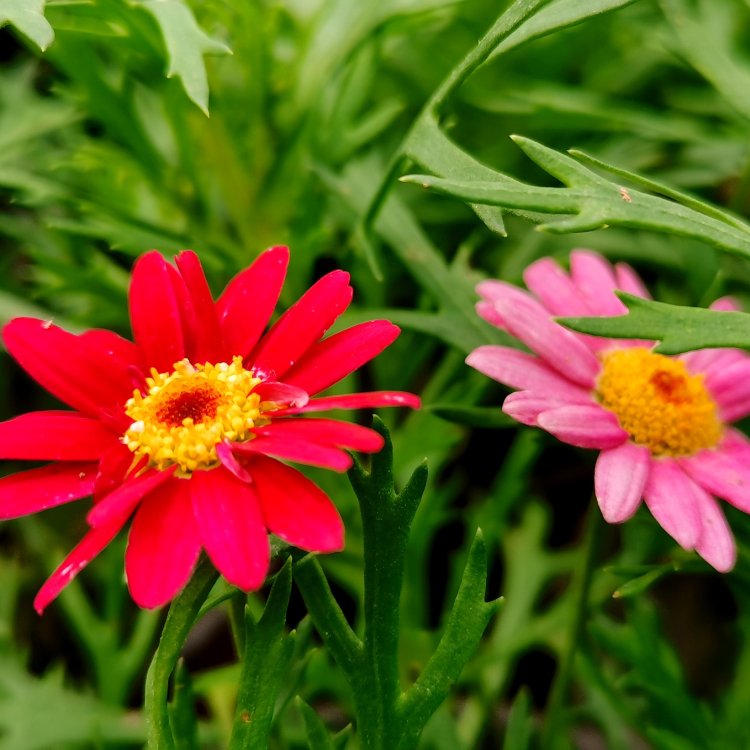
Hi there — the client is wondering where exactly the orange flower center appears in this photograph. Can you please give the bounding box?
[123,357,270,476]
[596,348,722,456]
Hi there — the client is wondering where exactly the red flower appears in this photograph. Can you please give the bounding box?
[1,247,419,612]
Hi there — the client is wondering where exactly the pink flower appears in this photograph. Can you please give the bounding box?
[0,247,419,612]
[468,249,750,572]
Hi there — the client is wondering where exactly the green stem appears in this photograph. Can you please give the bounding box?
[144,557,218,750]
[540,503,600,749]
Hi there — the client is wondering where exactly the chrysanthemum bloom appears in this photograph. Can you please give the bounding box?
[0,247,419,611]
[468,249,750,571]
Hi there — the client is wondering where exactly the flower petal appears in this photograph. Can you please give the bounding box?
[33,515,126,614]
[175,250,224,363]
[128,251,184,371]
[254,381,309,408]
[217,246,289,358]
[217,441,254,483]
[0,463,97,519]
[691,484,736,572]
[643,459,702,549]
[283,321,400,395]
[250,270,353,381]
[570,249,627,316]
[278,391,420,415]
[594,442,650,523]
[477,282,600,387]
[502,391,590,426]
[79,329,142,371]
[680,449,750,514]
[0,411,116,461]
[253,418,384,452]
[523,257,592,316]
[191,467,270,591]
[614,262,651,299]
[234,436,353,472]
[249,456,344,552]
[87,466,176,528]
[125,478,202,608]
[476,300,506,330]
[94,444,137,502]
[537,404,628,449]
[466,346,594,400]
[3,318,134,417]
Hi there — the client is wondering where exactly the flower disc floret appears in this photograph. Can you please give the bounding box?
[596,347,722,456]
[124,357,268,475]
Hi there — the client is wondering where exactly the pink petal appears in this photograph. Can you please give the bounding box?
[87,466,176,528]
[33,515,127,614]
[234,436,353,472]
[643,459,702,549]
[701,358,750,420]
[175,250,225,363]
[691,484,736,572]
[680,449,750,514]
[537,404,628,449]
[253,381,309,408]
[570,250,627,316]
[683,348,745,378]
[466,346,595,400]
[710,296,741,312]
[249,270,353,381]
[0,463,96,519]
[253,418,384,452]
[0,411,116,461]
[522,257,593,316]
[249,456,344,552]
[614,262,651,299]
[477,282,600,387]
[278,391,420,415]
[476,300,506,330]
[720,428,750,464]
[217,246,290,358]
[190,467,270,591]
[283,321,400,396]
[594,442,650,522]
[502,391,590,427]
[125,478,202,608]
[3,318,134,418]
[128,251,184,371]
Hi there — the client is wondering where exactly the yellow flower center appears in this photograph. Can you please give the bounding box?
[596,348,722,456]
[123,357,270,476]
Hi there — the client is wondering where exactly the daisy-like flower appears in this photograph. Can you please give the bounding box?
[468,249,750,571]
[0,247,419,612]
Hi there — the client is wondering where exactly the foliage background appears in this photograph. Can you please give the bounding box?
[2,0,750,748]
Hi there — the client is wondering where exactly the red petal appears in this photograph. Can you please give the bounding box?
[249,456,344,552]
[0,463,96,519]
[234,436,353,472]
[254,418,384,452]
[217,246,289,358]
[0,411,117,461]
[129,251,184,371]
[94,444,137,501]
[3,318,134,417]
[249,270,353,381]
[34,515,127,614]
[175,251,225,363]
[87,466,176,528]
[190,467,270,591]
[283,321,400,395]
[125,479,202,608]
[253,381,309,408]
[279,391,421,415]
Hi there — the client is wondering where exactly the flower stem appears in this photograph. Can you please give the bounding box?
[144,557,218,750]
[540,502,600,749]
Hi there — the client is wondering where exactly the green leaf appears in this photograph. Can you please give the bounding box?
[138,0,231,115]
[296,697,337,750]
[0,0,54,51]
[427,404,516,429]
[170,659,199,750]
[400,135,750,261]
[561,293,750,354]
[502,689,534,750]
[230,560,296,748]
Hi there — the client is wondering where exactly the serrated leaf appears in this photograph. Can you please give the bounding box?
[562,293,750,354]
[0,0,54,51]
[138,0,231,115]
